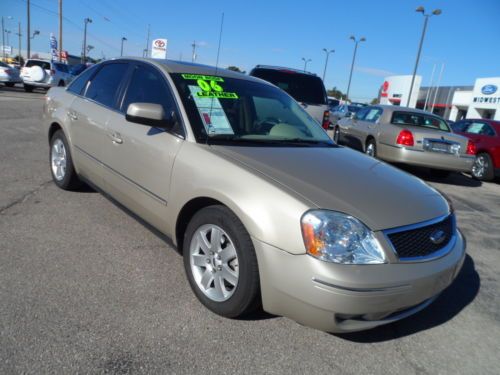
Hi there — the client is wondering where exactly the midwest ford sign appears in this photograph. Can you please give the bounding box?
[481,85,498,95]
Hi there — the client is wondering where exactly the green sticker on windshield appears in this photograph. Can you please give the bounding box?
[181,73,224,82]
[182,73,238,99]
[196,91,239,99]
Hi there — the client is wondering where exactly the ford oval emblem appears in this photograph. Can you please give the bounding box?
[430,229,446,245]
[481,85,497,95]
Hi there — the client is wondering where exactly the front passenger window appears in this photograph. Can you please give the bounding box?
[122,65,183,135]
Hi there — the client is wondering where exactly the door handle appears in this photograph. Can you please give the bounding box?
[109,132,123,144]
[67,111,78,121]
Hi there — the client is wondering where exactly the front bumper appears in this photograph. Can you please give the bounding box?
[253,230,466,333]
[379,143,475,172]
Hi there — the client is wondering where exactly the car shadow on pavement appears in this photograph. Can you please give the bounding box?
[397,165,482,187]
[335,254,480,343]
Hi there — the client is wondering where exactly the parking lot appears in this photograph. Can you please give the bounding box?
[0,85,499,374]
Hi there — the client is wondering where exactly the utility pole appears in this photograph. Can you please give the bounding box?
[27,0,31,59]
[301,57,311,72]
[17,22,22,63]
[191,41,197,62]
[58,0,62,62]
[322,48,334,82]
[406,6,442,107]
[346,36,366,101]
[145,24,150,57]
[1,17,5,61]
[81,17,92,63]
[423,63,436,111]
[120,37,127,57]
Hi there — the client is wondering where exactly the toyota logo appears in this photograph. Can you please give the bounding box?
[429,229,446,245]
[154,40,165,48]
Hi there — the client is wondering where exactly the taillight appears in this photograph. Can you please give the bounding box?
[50,69,56,76]
[466,140,477,155]
[396,129,414,146]
[5,69,13,74]
[322,110,330,129]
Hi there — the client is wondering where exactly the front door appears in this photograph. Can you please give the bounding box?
[103,63,185,232]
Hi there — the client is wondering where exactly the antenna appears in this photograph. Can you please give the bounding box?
[214,12,224,74]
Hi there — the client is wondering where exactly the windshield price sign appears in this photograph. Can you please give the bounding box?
[181,74,239,99]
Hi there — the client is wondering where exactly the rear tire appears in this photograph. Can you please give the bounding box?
[58,80,65,87]
[472,153,494,181]
[333,126,340,143]
[183,205,260,318]
[365,138,377,157]
[49,130,82,190]
[24,84,34,92]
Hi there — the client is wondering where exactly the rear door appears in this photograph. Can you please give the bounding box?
[68,62,129,187]
[103,62,185,231]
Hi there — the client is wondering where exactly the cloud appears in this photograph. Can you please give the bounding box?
[355,66,397,77]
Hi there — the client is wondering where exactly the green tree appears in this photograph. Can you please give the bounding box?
[370,97,380,105]
[327,86,348,100]
[227,66,245,73]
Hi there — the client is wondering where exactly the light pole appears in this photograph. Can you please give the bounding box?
[406,6,442,107]
[346,36,366,102]
[82,17,92,63]
[2,16,13,61]
[301,57,311,72]
[120,37,127,56]
[5,30,11,48]
[322,48,334,82]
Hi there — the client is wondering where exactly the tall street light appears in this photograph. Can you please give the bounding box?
[302,57,311,72]
[82,17,92,63]
[120,37,127,56]
[322,48,334,82]
[2,16,13,60]
[406,6,442,107]
[346,36,366,102]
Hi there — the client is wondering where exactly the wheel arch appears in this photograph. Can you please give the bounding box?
[48,122,63,143]
[175,196,228,253]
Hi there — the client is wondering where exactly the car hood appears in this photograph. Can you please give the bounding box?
[210,145,449,231]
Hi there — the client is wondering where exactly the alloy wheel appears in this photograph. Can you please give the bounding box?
[51,139,67,181]
[472,155,487,178]
[189,224,239,302]
[366,142,375,157]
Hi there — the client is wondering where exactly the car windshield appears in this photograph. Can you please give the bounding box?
[171,73,334,147]
[250,69,327,105]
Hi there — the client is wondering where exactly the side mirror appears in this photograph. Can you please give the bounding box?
[126,103,172,128]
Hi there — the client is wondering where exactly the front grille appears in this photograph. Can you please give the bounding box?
[387,215,454,259]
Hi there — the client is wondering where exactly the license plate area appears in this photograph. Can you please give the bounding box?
[423,139,460,155]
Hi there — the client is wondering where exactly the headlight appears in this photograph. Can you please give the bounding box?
[301,210,387,264]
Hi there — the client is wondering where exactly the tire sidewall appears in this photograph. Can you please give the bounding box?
[49,130,77,189]
[183,205,259,318]
[472,153,494,181]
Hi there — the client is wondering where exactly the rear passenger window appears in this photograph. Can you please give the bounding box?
[391,112,450,132]
[85,63,128,108]
[354,107,370,120]
[67,65,98,95]
[365,108,382,122]
[466,122,495,136]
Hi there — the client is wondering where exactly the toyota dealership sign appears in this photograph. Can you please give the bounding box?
[151,38,168,59]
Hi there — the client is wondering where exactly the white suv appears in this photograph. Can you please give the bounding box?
[20,59,73,92]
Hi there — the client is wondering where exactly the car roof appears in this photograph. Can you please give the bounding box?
[374,105,445,117]
[112,57,265,84]
[251,64,318,77]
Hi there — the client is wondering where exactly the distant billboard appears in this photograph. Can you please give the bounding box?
[151,38,167,59]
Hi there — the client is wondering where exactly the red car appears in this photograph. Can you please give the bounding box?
[451,119,500,181]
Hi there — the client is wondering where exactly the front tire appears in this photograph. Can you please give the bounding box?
[5,82,15,87]
[24,84,34,92]
[333,126,340,143]
[183,205,260,318]
[49,130,82,190]
[472,153,494,181]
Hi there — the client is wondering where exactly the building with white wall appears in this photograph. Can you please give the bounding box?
[379,75,500,121]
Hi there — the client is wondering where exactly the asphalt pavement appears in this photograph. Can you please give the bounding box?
[1,85,499,374]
